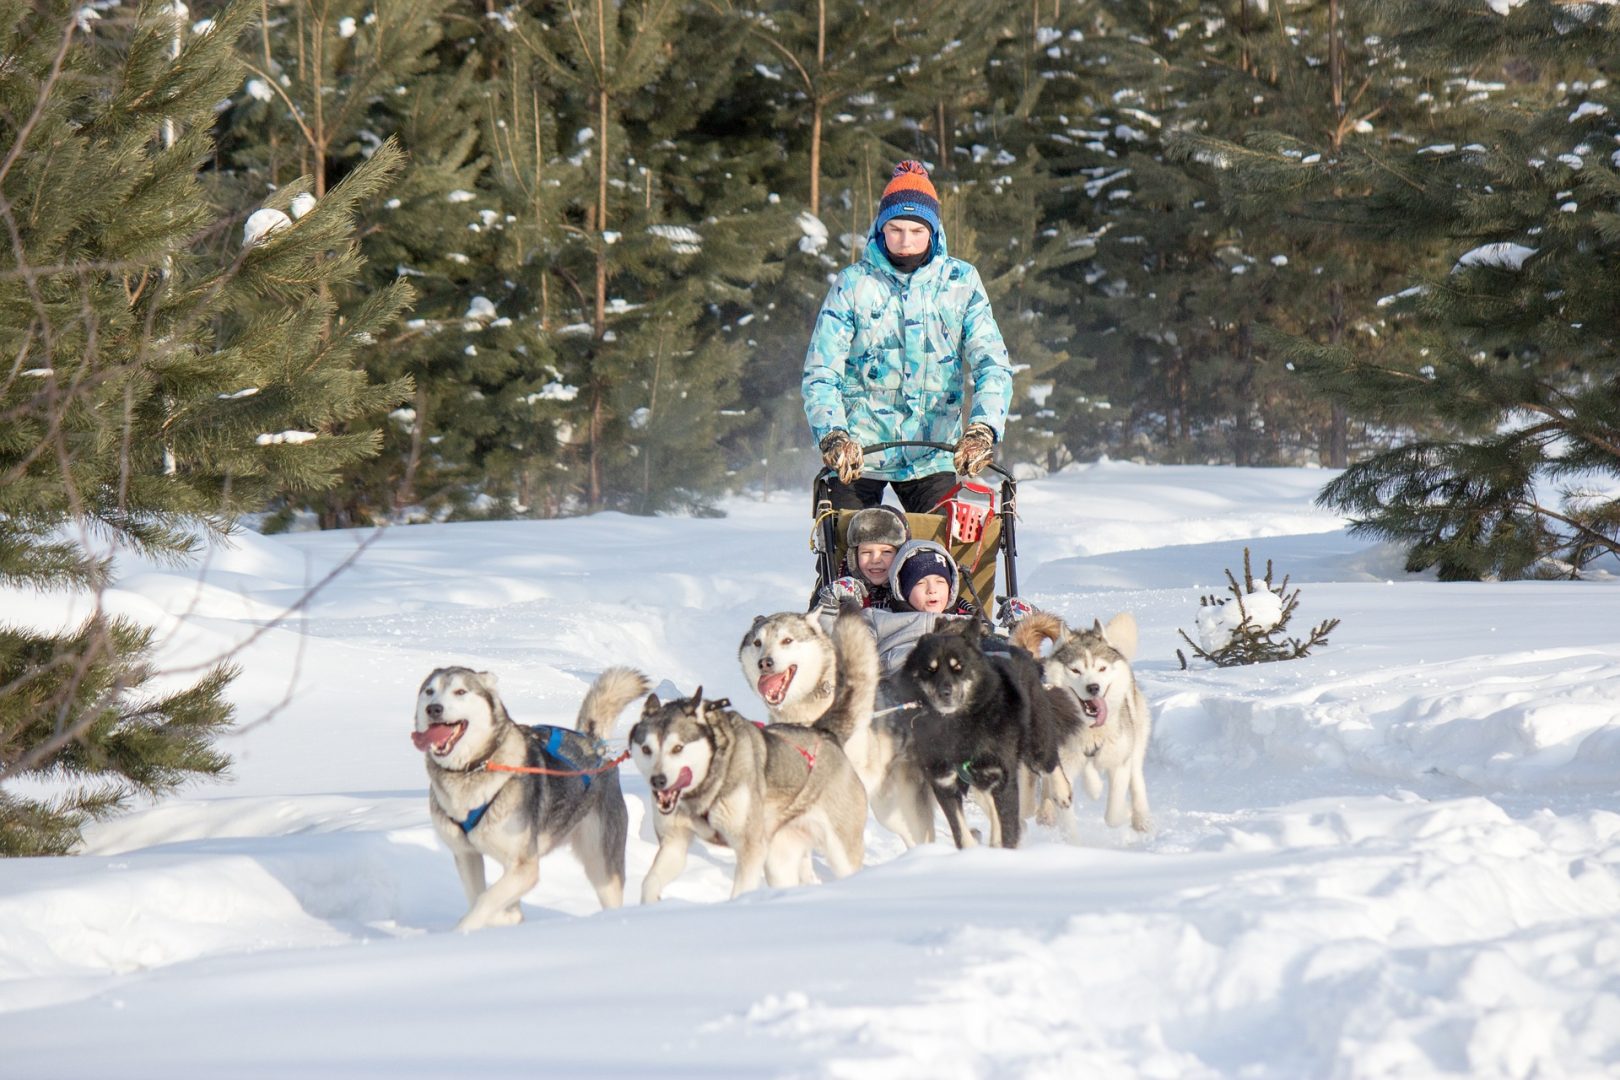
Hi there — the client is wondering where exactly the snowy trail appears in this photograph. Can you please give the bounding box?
[3,463,1619,1077]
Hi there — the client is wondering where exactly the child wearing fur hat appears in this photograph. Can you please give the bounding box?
[805,160,1013,514]
[818,505,910,611]
[815,539,976,675]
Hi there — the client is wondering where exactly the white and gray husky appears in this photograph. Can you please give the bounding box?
[629,688,867,902]
[1013,612,1153,834]
[738,604,936,846]
[413,665,649,931]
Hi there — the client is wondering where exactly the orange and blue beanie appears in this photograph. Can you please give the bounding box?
[872,160,942,239]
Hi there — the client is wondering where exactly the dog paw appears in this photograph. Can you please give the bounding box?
[1034,802,1057,827]
[1131,813,1153,834]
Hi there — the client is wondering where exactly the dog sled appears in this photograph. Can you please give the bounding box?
[811,440,1020,615]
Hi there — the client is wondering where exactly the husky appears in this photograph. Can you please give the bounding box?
[897,619,1082,850]
[628,688,867,902]
[1013,612,1152,834]
[738,604,935,846]
[413,665,647,931]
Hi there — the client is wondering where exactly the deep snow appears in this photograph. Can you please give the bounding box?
[2,462,1618,1078]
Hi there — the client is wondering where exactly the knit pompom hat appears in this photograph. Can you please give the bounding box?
[872,160,942,239]
[846,505,909,552]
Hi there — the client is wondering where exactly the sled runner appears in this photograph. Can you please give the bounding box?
[811,440,1020,614]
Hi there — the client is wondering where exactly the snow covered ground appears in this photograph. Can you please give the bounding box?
[3,462,1619,1078]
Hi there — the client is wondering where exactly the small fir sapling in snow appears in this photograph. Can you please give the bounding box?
[1176,548,1341,668]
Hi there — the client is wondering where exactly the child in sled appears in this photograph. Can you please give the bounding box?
[822,539,982,675]
[816,505,910,611]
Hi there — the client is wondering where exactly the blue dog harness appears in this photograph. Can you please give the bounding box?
[455,726,596,835]
[458,800,492,834]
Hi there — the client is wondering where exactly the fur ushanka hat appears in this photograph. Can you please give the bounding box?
[846,505,909,553]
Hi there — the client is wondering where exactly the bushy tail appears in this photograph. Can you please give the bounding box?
[1011,611,1067,657]
[1103,612,1140,662]
[576,667,651,741]
[814,603,878,745]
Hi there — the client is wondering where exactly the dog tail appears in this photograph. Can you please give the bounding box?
[1010,611,1066,657]
[1102,611,1140,662]
[577,666,652,741]
[814,602,879,745]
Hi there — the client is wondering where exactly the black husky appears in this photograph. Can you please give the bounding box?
[897,619,1082,849]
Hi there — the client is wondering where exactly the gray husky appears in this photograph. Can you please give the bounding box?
[628,688,867,902]
[738,604,934,846]
[1013,612,1152,834]
[413,665,648,931]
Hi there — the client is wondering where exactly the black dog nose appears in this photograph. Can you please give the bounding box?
[1086,683,1102,697]
[758,656,774,671]
[426,702,444,719]
[649,773,666,790]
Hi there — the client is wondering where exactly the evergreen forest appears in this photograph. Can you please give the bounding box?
[3,0,1619,848]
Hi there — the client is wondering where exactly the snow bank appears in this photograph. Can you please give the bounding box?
[3,464,1619,1077]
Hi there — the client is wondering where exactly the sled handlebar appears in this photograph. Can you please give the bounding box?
[813,440,1017,485]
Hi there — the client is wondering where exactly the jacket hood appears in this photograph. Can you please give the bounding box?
[888,538,958,608]
[865,215,949,265]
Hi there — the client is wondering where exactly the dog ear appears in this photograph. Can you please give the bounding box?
[642,693,661,715]
[473,670,499,690]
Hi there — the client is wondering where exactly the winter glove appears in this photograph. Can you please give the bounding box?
[818,576,869,612]
[820,430,864,485]
[954,422,996,477]
[997,595,1035,629]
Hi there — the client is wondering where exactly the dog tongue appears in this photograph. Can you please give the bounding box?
[671,766,692,792]
[1088,698,1109,728]
[757,670,791,704]
[412,723,460,751]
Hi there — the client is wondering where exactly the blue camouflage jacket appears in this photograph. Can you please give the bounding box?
[802,226,1013,482]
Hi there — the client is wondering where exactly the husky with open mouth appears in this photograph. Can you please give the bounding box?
[1013,611,1153,834]
[738,604,935,847]
[413,665,648,931]
[628,688,866,903]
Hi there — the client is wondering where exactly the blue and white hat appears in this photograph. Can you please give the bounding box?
[890,539,958,605]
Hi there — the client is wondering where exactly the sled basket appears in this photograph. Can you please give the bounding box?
[810,441,1019,612]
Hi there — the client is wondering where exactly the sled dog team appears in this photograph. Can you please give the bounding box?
[413,605,1152,932]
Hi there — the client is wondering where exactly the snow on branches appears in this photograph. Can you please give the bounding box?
[1176,548,1341,668]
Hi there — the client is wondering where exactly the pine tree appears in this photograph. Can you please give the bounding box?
[217,0,519,525]
[1028,1,1251,464]
[1157,0,1469,469]
[493,0,802,513]
[948,6,1103,472]
[1023,0,1429,467]
[1268,0,1620,578]
[0,1,410,854]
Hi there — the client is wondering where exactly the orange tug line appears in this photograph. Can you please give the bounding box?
[481,751,631,778]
